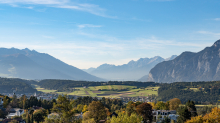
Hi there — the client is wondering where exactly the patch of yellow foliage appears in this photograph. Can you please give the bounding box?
[186,107,220,123]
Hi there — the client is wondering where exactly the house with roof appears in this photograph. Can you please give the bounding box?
[152,110,179,123]
[6,108,24,119]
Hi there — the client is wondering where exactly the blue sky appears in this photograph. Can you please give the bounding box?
[0,0,220,69]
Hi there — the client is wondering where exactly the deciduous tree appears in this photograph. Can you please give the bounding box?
[85,101,107,123]
[51,95,75,123]
[169,98,181,110]
[107,112,143,123]
[136,102,153,123]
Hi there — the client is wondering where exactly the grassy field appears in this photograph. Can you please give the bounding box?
[34,85,159,98]
[33,84,57,93]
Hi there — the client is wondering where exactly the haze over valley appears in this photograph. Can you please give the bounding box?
[1,1,220,122]
[83,55,177,81]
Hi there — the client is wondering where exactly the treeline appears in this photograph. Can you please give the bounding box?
[0,77,37,93]
[158,81,220,103]
[2,95,54,111]
[38,79,158,90]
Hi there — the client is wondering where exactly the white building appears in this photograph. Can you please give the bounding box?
[6,108,24,119]
[152,110,179,122]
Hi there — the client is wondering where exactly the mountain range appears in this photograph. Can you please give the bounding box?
[84,55,177,81]
[0,48,103,81]
[148,39,220,83]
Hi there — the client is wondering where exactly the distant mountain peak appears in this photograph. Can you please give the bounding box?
[0,47,103,81]
[84,55,176,81]
[212,39,220,47]
[23,48,31,51]
[165,55,177,61]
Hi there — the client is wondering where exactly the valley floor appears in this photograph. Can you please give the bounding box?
[33,84,159,98]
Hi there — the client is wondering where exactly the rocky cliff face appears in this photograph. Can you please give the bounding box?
[148,40,220,83]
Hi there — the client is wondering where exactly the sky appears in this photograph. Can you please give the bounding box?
[0,0,220,69]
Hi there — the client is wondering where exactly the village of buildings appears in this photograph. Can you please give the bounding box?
[0,91,179,123]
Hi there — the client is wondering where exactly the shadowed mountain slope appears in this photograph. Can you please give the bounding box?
[0,48,103,81]
[148,40,220,83]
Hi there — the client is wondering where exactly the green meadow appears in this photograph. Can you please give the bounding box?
[35,85,159,98]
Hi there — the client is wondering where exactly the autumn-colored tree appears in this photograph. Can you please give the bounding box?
[136,102,153,123]
[3,96,10,108]
[84,101,107,123]
[8,119,18,123]
[82,105,88,113]
[203,107,220,122]
[165,101,170,110]
[82,118,96,123]
[186,107,220,123]
[185,115,203,123]
[107,112,143,123]
[105,107,111,116]
[148,102,156,109]
[156,101,166,110]
[126,101,136,115]
[169,98,181,110]
[77,104,84,113]
[33,109,48,123]
[51,95,75,123]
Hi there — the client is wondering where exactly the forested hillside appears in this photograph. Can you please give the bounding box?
[0,77,37,93]
[158,81,220,103]
[38,79,158,90]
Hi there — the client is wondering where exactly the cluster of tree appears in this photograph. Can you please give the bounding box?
[158,81,220,103]
[12,95,153,123]
[73,96,123,112]
[0,95,55,119]
[196,106,215,116]
[107,112,143,123]
[186,107,220,123]
[22,108,48,123]
[2,94,206,123]
[38,79,157,90]
[176,100,197,123]
[0,77,37,93]
[149,98,182,111]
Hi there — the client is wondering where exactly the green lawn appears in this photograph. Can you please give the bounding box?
[38,89,57,93]
[34,84,159,97]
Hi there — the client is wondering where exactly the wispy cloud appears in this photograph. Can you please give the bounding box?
[214,18,220,21]
[131,17,151,22]
[0,34,212,69]
[42,35,55,39]
[0,0,116,18]
[197,31,220,36]
[136,36,211,50]
[25,6,33,9]
[77,24,102,29]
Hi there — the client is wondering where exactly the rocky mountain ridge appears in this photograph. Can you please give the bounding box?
[147,40,220,83]
[84,55,177,81]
